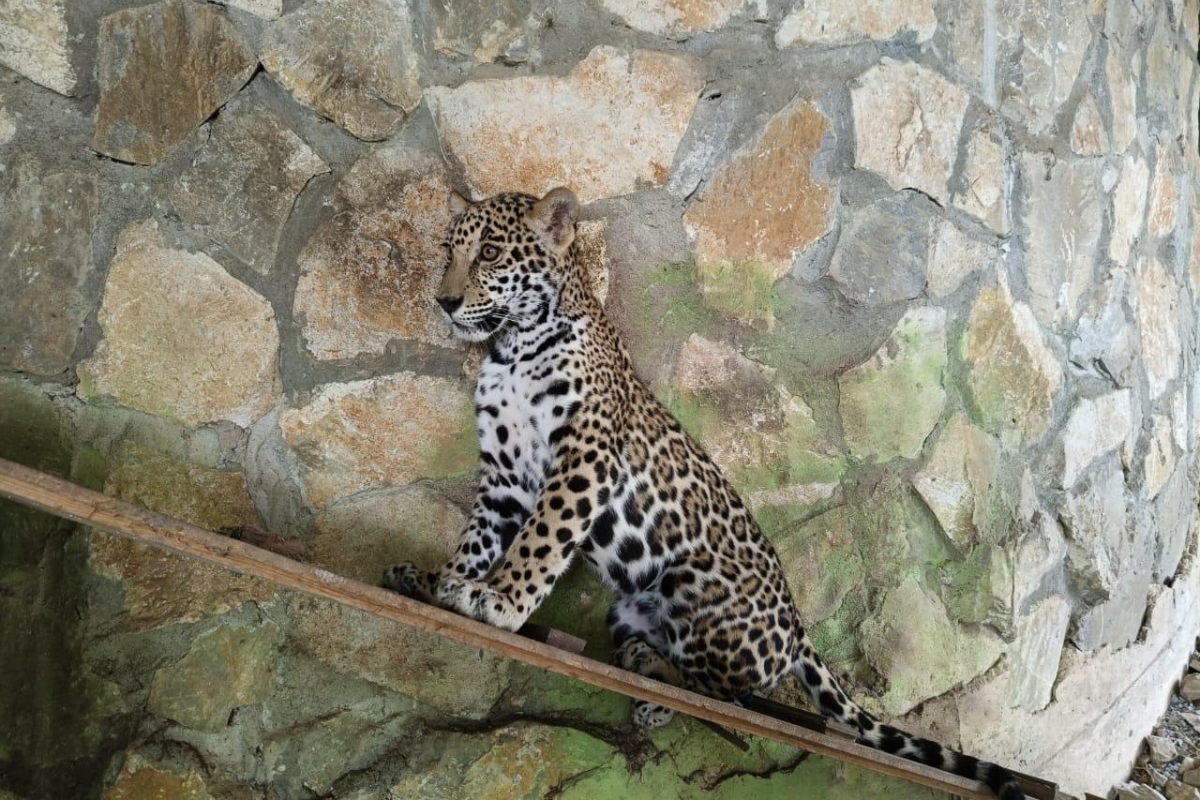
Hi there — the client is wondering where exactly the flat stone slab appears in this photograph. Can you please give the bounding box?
[260,0,421,140]
[426,46,705,204]
[92,0,257,165]
[78,220,282,428]
[171,91,327,275]
[0,0,76,95]
[603,0,765,38]
[776,0,936,48]
[0,166,98,375]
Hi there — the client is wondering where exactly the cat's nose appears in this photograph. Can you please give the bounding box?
[437,295,463,314]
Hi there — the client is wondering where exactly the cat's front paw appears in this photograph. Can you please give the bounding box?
[436,577,522,630]
[381,562,436,602]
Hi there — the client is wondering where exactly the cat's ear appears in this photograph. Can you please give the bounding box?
[447,190,472,216]
[526,187,578,255]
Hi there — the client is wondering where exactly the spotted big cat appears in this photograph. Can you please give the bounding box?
[382,187,1025,799]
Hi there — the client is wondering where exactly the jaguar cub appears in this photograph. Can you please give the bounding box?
[383,188,1024,799]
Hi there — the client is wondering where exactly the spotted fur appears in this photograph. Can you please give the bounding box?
[383,188,1024,800]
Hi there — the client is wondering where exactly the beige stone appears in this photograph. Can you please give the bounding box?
[0,103,14,146]
[962,276,1064,444]
[912,414,999,550]
[171,92,328,275]
[927,220,998,297]
[93,1,257,165]
[1137,258,1182,400]
[1111,155,1151,266]
[0,167,98,375]
[685,100,835,304]
[260,0,421,141]
[103,758,212,800]
[941,0,988,90]
[604,0,765,38]
[1107,44,1140,153]
[953,129,1008,234]
[860,575,1005,715]
[1021,154,1103,330]
[89,444,275,629]
[1070,93,1111,155]
[295,152,454,359]
[311,485,467,583]
[673,334,747,393]
[839,307,947,462]
[426,47,705,204]
[279,372,476,508]
[1061,390,1134,489]
[78,221,281,428]
[0,0,75,95]
[1146,735,1180,765]
[432,0,530,61]
[852,58,970,206]
[1148,144,1181,238]
[775,0,936,48]
[1060,462,1128,604]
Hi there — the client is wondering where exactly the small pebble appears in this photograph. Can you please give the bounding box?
[1148,735,1180,765]
[1182,673,1200,702]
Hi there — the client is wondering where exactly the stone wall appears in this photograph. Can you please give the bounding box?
[1,0,1198,798]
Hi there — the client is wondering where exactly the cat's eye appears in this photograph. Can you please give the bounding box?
[479,244,501,262]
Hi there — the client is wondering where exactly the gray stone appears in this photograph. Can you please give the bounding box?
[1070,92,1111,155]
[431,0,531,61]
[216,0,281,18]
[1070,268,1137,386]
[1060,461,1128,604]
[1144,414,1178,501]
[839,307,947,462]
[1060,390,1134,489]
[1005,595,1070,712]
[828,194,931,304]
[1021,154,1104,330]
[926,220,998,297]
[93,1,257,165]
[912,413,999,550]
[667,94,740,200]
[997,0,1094,132]
[953,127,1009,234]
[1146,735,1179,765]
[170,91,328,275]
[1153,462,1193,581]
[78,220,282,428]
[0,167,98,375]
[0,0,75,95]
[852,58,969,206]
[260,0,421,141]
[1119,784,1169,800]
[1072,561,1152,652]
[1107,43,1140,153]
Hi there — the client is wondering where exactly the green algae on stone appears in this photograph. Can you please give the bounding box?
[937,543,1015,636]
[696,259,780,326]
[147,619,281,732]
[774,505,866,624]
[839,307,947,463]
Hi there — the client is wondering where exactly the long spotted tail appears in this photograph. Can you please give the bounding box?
[791,638,1024,800]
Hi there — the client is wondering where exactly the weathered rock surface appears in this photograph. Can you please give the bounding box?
[1146,735,1179,765]
[839,307,947,462]
[1070,268,1138,386]
[103,758,212,800]
[1005,595,1070,711]
[148,620,280,731]
[78,221,281,428]
[997,0,1094,132]
[604,0,765,38]
[1183,674,1200,702]
[1137,258,1183,400]
[216,0,280,19]
[260,0,421,141]
[294,149,455,359]
[0,0,75,94]
[0,167,98,375]
[93,1,257,165]
[170,93,327,275]
[427,47,704,204]
[279,372,476,508]
[1107,44,1140,153]
[776,0,936,48]
[1061,390,1134,488]
[311,485,467,583]
[962,277,1064,444]
[775,505,864,624]
[431,0,531,62]
[1111,155,1151,266]
[953,128,1009,234]
[1148,144,1181,238]
[927,219,998,297]
[861,575,1005,715]
[1144,415,1178,501]
[1070,93,1110,155]
[685,100,834,320]
[852,58,969,206]
[1060,462,1129,604]
[828,193,930,304]
[912,413,999,550]
[89,444,276,629]
[1022,155,1103,329]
